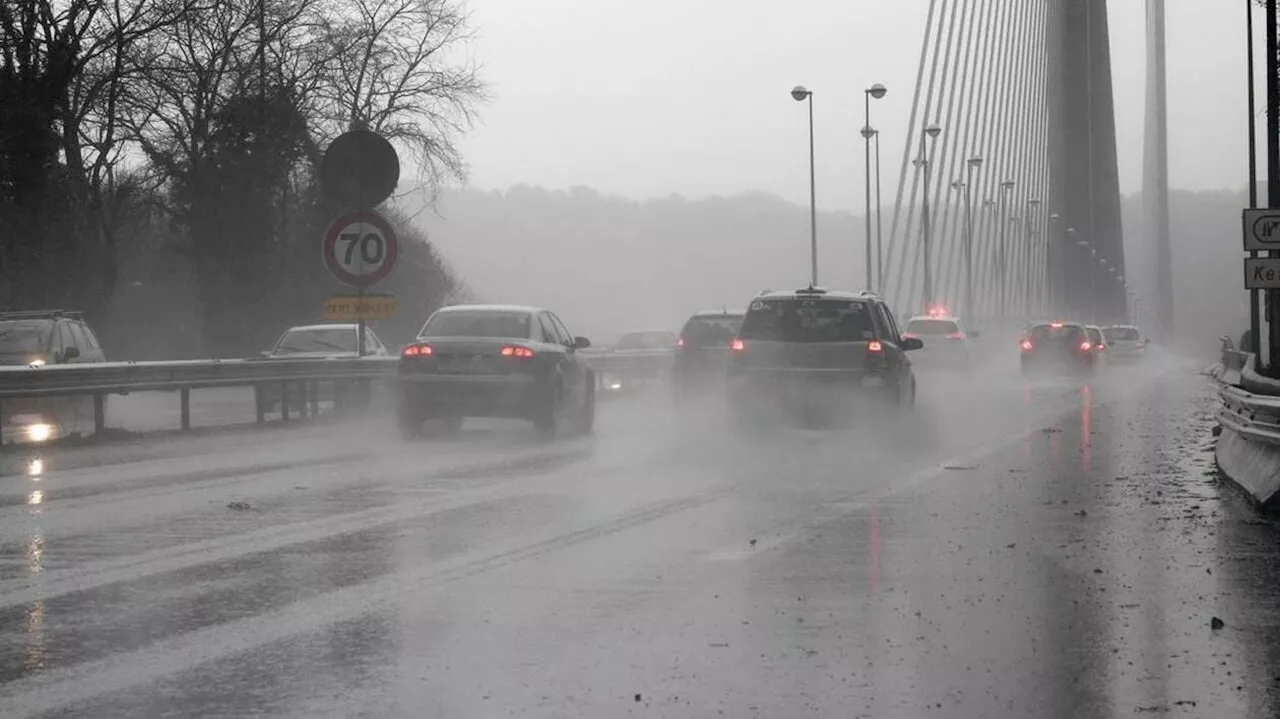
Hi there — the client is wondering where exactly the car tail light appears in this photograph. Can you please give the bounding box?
[731,337,746,352]
[501,345,535,359]
[868,340,883,353]
[1079,341,1092,352]
[1137,340,1146,348]
[1020,339,1033,351]
[402,343,432,358]
[946,332,965,340]
[676,336,685,349]
[902,332,918,340]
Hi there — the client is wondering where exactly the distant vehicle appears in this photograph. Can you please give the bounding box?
[902,307,974,370]
[262,323,389,359]
[671,310,744,399]
[1102,325,1147,362]
[257,323,389,415]
[1019,321,1096,377]
[397,304,595,439]
[726,287,922,430]
[0,310,105,443]
[582,329,678,393]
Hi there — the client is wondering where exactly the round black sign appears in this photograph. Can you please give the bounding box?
[319,130,400,208]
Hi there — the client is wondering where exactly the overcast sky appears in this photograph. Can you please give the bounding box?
[451,0,1258,212]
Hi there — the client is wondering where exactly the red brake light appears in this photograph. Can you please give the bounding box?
[1051,322,1064,328]
[501,345,535,358]
[731,337,746,352]
[676,336,685,349]
[1020,339,1033,351]
[868,340,883,353]
[402,343,432,357]
[902,332,918,340]
[946,332,965,340]
[1080,341,1092,351]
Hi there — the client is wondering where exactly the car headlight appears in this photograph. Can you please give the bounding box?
[27,358,46,367]
[26,424,52,443]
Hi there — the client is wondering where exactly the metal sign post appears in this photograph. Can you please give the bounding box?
[319,129,402,358]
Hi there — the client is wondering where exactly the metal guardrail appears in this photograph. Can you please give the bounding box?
[1219,382,1280,447]
[0,351,666,443]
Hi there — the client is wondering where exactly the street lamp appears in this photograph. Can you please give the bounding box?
[953,155,983,322]
[998,180,1015,316]
[1023,198,1041,320]
[914,122,943,309]
[1046,212,1061,315]
[862,83,887,291]
[874,129,885,291]
[792,85,817,285]
[1076,238,1097,322]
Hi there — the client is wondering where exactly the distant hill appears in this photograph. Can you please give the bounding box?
[400,183,1245,355]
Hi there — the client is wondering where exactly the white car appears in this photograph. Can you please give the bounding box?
[1102,325,1147,362]
[902,313,974,369]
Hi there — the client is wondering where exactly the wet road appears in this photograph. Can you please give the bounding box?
[0,351,1275,717]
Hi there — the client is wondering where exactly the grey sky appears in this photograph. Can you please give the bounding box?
[455,0,1255,211]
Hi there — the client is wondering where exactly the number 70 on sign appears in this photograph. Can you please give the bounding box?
[322,210,400,288]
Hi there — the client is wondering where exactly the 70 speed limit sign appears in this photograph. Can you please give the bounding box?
[322,210,400,288]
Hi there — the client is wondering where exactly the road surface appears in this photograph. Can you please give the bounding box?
[0,351,1275,717]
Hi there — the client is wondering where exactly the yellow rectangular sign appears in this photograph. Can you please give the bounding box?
[324,294,397,321]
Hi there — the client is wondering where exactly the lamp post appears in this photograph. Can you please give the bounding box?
[1046,212,1060,316]
[792,85,817,285]
[1023,198,1041,320]
[862,83,887,291]
[914,123,943,308]
[952,156,983,321]
[998,180,1015,316]
[874,130,885,292]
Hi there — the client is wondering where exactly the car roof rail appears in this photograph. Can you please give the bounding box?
[0,309,83,321]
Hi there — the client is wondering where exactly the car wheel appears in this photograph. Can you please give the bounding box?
[397,405,424,440]
[579,377,596,435]
[438,415,464,436]
[533,381,561,440]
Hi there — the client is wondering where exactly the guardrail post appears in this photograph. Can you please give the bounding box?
[281,381,290,423]
[309,381,319,418]
[254,385,265,424]
[93,394,105,434]
[300,382,310,420]
[180,388,191,430]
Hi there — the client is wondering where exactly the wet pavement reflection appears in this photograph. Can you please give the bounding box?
[1,357,1279,717]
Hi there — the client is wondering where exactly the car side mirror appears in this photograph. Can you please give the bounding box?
[63,346,80,360]
[259,350,272,358]
[573,336,591,350]
[901,337,924,351]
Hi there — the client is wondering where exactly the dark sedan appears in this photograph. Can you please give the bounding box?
[397,304,595,439]
[1019,321,1096,377]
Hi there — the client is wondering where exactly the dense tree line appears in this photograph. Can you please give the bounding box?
[0,0,482,357]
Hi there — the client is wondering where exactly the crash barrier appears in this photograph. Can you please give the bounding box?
[0,352,663,444]
[1216,352,1280,506]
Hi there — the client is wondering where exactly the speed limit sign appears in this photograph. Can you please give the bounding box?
[321,210,400,287]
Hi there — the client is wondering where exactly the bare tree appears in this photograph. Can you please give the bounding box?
[316,0,485,194]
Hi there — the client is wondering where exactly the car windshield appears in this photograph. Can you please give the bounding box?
[421,310,532,339]
[0,321,49,355]
[906,318,959,335]
[274,328,357,354]
[1086,327,1103,343]
[1104,327,1140,341]
[616,331,676,350]
[680,315,743,348]
[739,298,875,343]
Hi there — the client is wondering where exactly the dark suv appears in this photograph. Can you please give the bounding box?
[726,287,922,429]
[671,309,744,399]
